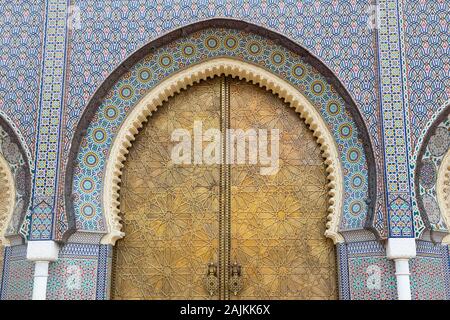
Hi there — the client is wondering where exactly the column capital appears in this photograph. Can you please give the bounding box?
[26,240,59,262]
[386,238,416,260]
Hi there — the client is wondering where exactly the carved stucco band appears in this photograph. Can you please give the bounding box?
[101,58,344,245]
[437,147,450,244]
[0,152,16,246]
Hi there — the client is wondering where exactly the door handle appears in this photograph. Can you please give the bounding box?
[204,262,219,296]
[229,261,243,296]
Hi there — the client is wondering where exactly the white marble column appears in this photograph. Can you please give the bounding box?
[386,238,416,300]
[26,241,59,300]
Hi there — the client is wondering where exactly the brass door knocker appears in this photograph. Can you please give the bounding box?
[204,262,219,296]
[229,262,243,296]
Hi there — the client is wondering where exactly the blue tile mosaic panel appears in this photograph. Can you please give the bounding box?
[58,0,383,239]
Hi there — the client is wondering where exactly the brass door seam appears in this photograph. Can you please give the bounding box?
[218,76,231,299]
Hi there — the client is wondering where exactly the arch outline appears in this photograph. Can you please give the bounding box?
[101,57,344,245]
[65,20,377,244]
[415,101,450,242]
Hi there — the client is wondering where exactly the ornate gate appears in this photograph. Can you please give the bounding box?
[111,76,337,300]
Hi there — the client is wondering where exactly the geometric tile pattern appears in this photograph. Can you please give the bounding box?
[96,245,111,300]
[47,258,98,300]
[0,1,446,243]
[60,0,383,239]
[46,243,111,300]
[446,246,450,299]
[72,28,370,235]
[405,0,450,238]
[417,115,450,233]
[28,0,69,240]
[405,0,450,153]
[0,245,33,300]
[410,241,450,300]
[410,258,447,300]
[345,241,397,300]
[0,0,449,301]
[0,0,45,161]
[348,256,397,300]
[336,243,351,300]
[0,247,3,291]
[377,0,414,237]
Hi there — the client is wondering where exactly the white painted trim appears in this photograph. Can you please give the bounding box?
[26,240,59,262]
[386,238,416,260]
[386,238,416,300]
[101,57,345,245]
[27,240,59,300]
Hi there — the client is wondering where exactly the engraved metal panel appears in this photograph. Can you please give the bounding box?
[112,78,221,300]
[112,76,337,300]
[229,79,337,300]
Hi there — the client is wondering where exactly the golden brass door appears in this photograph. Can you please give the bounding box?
[112,76,337,300]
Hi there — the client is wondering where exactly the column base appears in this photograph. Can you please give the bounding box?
[26,240,59,300]
[386,238,416,300]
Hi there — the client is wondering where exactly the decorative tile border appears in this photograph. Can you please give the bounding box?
[377,0,414,237]
[96,245,111,300]
[337,243,350,300]
[0,246,9,299]
[446,246,450,300]
[28,0,69,240]
[347,240,386,256]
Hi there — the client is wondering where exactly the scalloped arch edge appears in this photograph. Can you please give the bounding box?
[101,57,345,245]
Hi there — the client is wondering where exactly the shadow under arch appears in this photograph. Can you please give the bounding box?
[64,18,378,243]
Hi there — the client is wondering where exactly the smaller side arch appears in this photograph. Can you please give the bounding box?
[101,58,344,245]
[437,148,450,243]
[416,102,450,242]
[0,152,16,246]
[0,118,32,244]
